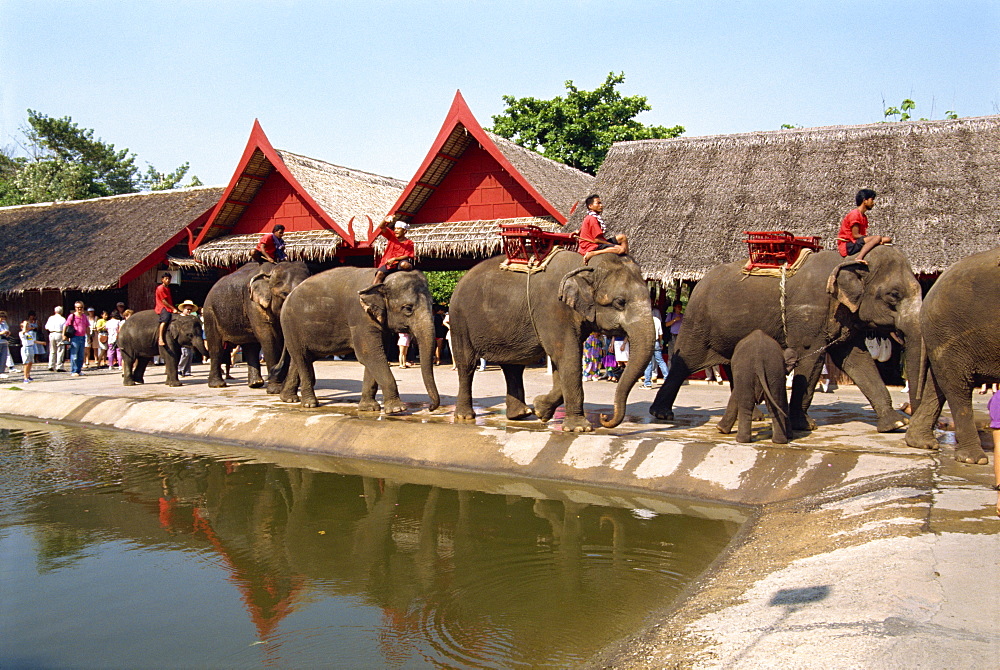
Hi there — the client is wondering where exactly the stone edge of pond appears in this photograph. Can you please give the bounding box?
[0,388,932,511]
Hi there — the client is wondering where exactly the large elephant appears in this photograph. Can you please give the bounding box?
[905,248,999,465]
[117,310,208,386]
[449,250,654,432]
[278,267,439,412]
[202,261,310,393]
[650,246,922,433]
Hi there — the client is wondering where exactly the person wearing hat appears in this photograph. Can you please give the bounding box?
[363,215,415,290]
[175,300,200,377]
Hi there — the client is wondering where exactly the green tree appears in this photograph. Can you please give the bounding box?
[424,271,466,305]
[0,110,201,205]
[490,72,684,175]
[883,99,957,122]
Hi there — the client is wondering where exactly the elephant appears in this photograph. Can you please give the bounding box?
[650,246,922,433]
[717,330,797,444]
[449,249,654,432]
[278,267,440,412]
[905,248,1000,465]
[117,310,209,386]
[202,260,310,393]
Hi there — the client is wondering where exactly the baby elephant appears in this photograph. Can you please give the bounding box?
[717,330,798,444]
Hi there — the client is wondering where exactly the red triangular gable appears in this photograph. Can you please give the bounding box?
[190,120,356,252]
[377,91,566,244]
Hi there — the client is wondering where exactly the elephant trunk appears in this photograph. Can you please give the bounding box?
[601,312,655,428]
[414,318,440,411]
[193,335,209,359]
[897,302,923,411]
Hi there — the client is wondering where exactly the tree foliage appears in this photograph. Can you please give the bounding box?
[883,98,958,122]
[424,271,466,306]
[490,72,684,175]
[0,110,201,206]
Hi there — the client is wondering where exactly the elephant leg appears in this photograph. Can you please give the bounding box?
[358,367,383,413]
[553,342,593,432]
[161,346,182,387]
[353,332,404,415]
[122,352,137,385]
[298,357,320,408]
[533,366,565,424]
[204,315,227,388]
[833,342,907,432]
[279,359,301,404]
[717,392,738,434]
[769,393,791,444]
[133,357,148,384]
[259,331,284,395]
[905,366,944,451]
[454,361,477,420]
[736,406,753,443]
[650,354,691,421]
[500,364,533,420]
[243,342,264,388]
[937,370,989,465]
[788,350,824,431]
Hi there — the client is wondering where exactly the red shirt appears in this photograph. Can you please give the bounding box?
[155,283,175,314]
[256,232,276,258]
[577,213,606,255]
[378,228,415,268]
[837,209,868,256]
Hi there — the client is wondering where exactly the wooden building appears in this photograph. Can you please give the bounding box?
[190,121,405,268]
[383,91,595,268]
[0,186,223,326]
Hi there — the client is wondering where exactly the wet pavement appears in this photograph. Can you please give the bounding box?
[1,359,997,668]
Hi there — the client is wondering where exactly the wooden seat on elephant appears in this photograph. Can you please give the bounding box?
[500,224,577,268]
[743,231,823,275]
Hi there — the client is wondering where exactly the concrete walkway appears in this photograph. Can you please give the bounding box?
[0,359,997,668]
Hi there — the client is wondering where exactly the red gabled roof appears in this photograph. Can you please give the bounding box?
[378,91,569,245]
[190,120,357,251]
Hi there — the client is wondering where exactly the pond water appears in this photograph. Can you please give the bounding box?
[0,419,744,669]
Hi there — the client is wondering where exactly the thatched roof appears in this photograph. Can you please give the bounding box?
[584,115,1000,281]
[486,132,595,218]
[373,216,563,260]
[276,150,406,228]
[192,229,343,266]
[0,187,223,293]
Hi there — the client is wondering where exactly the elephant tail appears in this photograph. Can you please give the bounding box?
[757,361,789,420]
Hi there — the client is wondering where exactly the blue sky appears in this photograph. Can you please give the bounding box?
[2,1,997,185]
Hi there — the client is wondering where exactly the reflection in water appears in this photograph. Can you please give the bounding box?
[0,422,741,669]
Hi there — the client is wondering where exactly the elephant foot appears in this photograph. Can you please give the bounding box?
[383,400,407,415]
[279,393,299,404]
[123,379,136,386]
[454,405,476,421]
[751,406,766,422]
[166,381,182,387]
[358,399,382,413]
[649,406,675,422]
[301,397,319,409]
[248,379,265,389]
[265,383,282,395]
[561,415,595,433]
[876,412,909,433]
[716,420,732,434]
[791,415,816,431]
[506,400,534,420]
[905,428,939,451]
[208,380,227,389]
[953,444,989,466]
[533,395,558,422]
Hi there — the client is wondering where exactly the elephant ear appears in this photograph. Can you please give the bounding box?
[249,271,272,312]
[358,284,388,326]
[826,261,866,313]
[559,266,597,322]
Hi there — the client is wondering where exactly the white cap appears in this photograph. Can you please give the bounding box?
[394,221,409,230]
